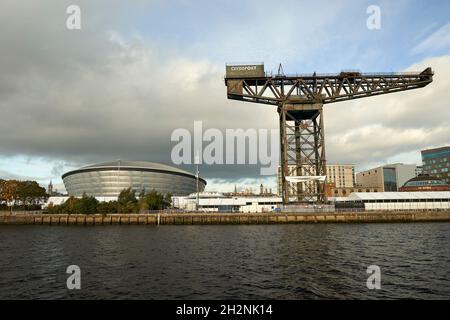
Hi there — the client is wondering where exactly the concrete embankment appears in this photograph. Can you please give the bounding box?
[1,211,450,225]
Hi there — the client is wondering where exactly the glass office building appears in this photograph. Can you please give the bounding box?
[422,146,450,185]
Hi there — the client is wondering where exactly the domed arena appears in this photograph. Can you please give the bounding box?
[399,174,450,192]
[62,160,206,197]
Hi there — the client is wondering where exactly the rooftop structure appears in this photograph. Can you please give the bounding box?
[399,175,450,192]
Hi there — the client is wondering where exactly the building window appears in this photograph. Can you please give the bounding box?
[383,167,397,191]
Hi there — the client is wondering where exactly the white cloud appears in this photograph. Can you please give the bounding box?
[325,55,450,171]
[412,22,450,54]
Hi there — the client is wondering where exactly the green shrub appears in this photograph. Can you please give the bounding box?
[46,188,172,214]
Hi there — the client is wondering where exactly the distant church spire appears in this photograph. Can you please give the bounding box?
[48,180,53,196]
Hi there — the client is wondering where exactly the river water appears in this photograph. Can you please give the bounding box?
[0,223,449,299]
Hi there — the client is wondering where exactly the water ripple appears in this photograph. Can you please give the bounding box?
[0,223,449,299]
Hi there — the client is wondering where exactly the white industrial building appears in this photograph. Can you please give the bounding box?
[341,192,450,211]
[173,192,282,213]
[44,193,282,213]
[45,192,450,213]
[44,196,118,208]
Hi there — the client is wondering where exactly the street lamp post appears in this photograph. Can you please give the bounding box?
[195,151,200,211]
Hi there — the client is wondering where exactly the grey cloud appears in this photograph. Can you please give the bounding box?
[50,161,66,176]
[0,1,449,187]
[324,55,450,169]
[0,169,42,182]
[0,1,277,181]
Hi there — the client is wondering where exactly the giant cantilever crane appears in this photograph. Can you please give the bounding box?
[224,64,434,204]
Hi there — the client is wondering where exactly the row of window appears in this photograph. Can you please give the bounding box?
[360,169,378,176]
[423,158,449,165]
[429,168,450,174]
[425,163,450,169]
[361,199,450,203]
[334,189,377,194]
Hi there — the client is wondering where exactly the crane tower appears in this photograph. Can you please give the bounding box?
[224,63,434,204]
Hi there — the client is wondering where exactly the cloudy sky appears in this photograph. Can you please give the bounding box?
[1,0,449,193]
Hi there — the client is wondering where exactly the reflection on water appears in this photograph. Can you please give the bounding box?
[0,223,449,299]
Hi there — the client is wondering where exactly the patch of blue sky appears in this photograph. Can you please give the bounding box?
[127,0,450,73]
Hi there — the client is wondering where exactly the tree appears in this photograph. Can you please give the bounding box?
[118,188,137,213]
[0,179,4,204]
[65,196,81,214]
[97,201,119,214]
[164,193,173,208]
[0,180,19,213]
[1,179,48,211]
[143,190,172,211]
[44,188,172,214]
[137,194,149,213]
[16,180,48,208]
[77,193,99,214]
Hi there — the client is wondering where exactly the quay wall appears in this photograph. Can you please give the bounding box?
[1,211,450,225]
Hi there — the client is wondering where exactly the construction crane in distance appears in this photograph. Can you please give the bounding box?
[224,63,434,205]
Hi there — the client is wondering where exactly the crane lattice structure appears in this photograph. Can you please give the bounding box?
[225,64,434,204]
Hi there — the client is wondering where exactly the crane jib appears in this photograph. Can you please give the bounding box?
[224,64,434,205]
